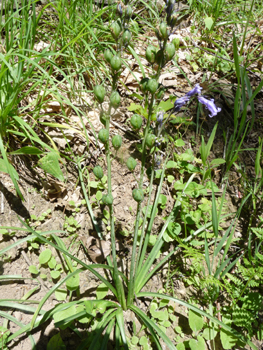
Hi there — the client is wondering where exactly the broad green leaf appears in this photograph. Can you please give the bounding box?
[189,336,206,350]
[204,17,213,30]
[47,332,66,350]
[66,273,79,291]
[189,309,204,332]
[53,305,77,330]
[177,343,185,350]
[9,146,43,155]
[38,151,64,182]
[76,305,92,323]
[55,289,67,301]
[96,283,108,299]
[203,326,218,340]
[210,158,226,166]
[50,271,60,280]
[39,249,52,265]
[48,256,57,269]
[166,160,177,169]
[96,190,102,201]
[175,139,185,147]
[28,265,39,274]
[220,329,237,349]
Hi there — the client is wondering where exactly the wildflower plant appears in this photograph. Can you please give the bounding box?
[0,1,258,349]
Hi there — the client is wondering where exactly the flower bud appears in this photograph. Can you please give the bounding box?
[130,114,143,130]
[159,22,168,40]
[145,134,155,148]
[132,189,144,202]
[104,49,113,64]
[112,135,122,150]
[125,5,132,20]
[122,29,131,46]
[165,42,175,61]
[110,21,122,41]
[126,157,137,171]
[139,78,149,93]
[110,55,122,72]
[146,79,158,94]
[93,165,104,179]
[98,128,109,144]
[110,91,121,109]
[102,194,113,205]
[94,85,106,104]
[170,13,178,28]
[146,45,156,65]
[117,2,123,17]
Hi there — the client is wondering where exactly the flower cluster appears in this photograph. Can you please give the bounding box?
[174,84,221,118]
[165,0,177,28]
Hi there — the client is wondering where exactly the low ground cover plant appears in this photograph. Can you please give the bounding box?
[0,0,263,349]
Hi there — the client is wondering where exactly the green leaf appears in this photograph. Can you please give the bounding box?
[175,139,185,147]
[204,17,214,30]
[89,181,98,188]
[39,249,52,265]
[28,265,39,274]
[47,332,66,350]
[177,343,185,350]
[203,326,218,340]
[189,309,204,332]
[66,273,79,291]
[0,158,19,180]
[9,146,44,155]
[96,190,102,201]
[242,292,263,311]
[189,336,206,350]
[53,305,77,330]
[50,271,61,279]
[38,151,64,182]
[55,289,67,301]
[166,160,177,169]
[131,336,139,345]
[48,256,57,269]
[96,283,109,299]
[220,329,237,349]
[210,158,225,166]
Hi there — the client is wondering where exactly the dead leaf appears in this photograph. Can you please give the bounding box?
[84,236,111,263]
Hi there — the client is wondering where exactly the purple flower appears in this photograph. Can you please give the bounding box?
[198,96,221,118]
[186,83,202,96]
[174,95,190,112]
[156,111,164,126]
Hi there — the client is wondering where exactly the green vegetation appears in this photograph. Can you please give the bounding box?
[0,0,263,349]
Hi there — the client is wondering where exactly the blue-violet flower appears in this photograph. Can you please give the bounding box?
[156,111,164,125]
[197,96,221,118]
[186,83,202,96]
[174,95,190,112]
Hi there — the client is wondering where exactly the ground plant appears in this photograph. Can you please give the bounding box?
[0,0,263,349]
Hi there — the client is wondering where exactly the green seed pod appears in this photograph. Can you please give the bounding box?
[100,112,107,126]
[98,128,109,144]
[110,91,121,109]
[146,79,158,94]
[125,5,132,20]
[172,37,180,50]
[112,135,122,150]
[122,29,131,46]
[130,114,143,130]
[94,85,106,104]
[145,134,155,148]
[156,87,165,100]
[159,22,168,40]
[110,21,122,41]
[139,78,150,93]
[93,165,104,179]
[132,189,144,203]
[110,55,122,72]
[126,157,137,171]
[104,49,113,64]
[102,194,113,205]
[146,45,156,65]
[165,42,175,61]
[155,49,163,66]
